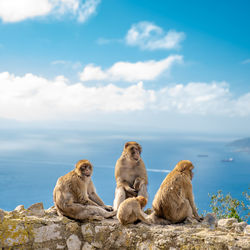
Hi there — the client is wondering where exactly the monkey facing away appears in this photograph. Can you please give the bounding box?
[53,159,116,221]
[150,160,201,224]
[113,141,148,211]
[117,196,150,225]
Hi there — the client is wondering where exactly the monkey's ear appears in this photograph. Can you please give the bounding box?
[124,142,130,148]
[137,144,142,153]
[89,163,93,169]
[178,162,189,172]
[181,163,194,172]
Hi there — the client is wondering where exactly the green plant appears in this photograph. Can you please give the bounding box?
[208,189,249,222]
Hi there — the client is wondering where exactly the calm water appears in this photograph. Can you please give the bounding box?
[0,129,249,217]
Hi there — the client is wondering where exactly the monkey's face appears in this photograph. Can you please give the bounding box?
[75,160,93,177]
[136,196,147,208]
[187,162,194,180]
[124,142,142,161]
[176,160,194,180]
[128,145,141,161]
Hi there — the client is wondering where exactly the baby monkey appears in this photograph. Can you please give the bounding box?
[117,196,150,225]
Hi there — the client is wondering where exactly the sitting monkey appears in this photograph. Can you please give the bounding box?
[113,141,148,211]
[117,196,150,225]
[150,160,202,224]
[53,159,116,221]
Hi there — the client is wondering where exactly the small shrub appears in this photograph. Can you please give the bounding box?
[209,189,249,222]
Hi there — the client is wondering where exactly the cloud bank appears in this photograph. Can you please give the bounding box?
[0,71,250,121]
[125,21,185,50]
[0,0,101,23]
[79,55,183,82]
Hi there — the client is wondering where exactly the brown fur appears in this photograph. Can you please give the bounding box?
[133,177,146,191]
[53,159,116,221]
[151,160,201,224]
[113,142,148,211]
[117,196,150,225]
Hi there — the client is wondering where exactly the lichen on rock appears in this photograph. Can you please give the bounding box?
[0,202,250,249]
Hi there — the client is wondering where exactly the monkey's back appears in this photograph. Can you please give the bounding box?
[152,169,190,218]
[53,170,86,209]
[117,197,140,225]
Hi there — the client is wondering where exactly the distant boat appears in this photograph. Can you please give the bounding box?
[197,154,208,157]
[221,157,234,162]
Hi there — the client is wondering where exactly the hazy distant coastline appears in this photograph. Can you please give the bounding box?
[227,138,250,153]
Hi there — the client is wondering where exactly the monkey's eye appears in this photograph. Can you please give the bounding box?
[85,165,91,170]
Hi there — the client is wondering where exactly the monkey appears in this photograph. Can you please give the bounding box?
[117,196,150,225]
[53,159,116,221]
[150,160,202,224]
[113,141,148,211]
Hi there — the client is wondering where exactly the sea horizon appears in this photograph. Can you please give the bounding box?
[0,130,249,222]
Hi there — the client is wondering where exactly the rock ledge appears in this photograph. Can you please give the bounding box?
[0,203,249,249]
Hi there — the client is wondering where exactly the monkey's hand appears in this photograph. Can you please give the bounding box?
[125,186,138,196]
[103,205,113,212]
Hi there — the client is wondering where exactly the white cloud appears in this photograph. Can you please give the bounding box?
[156,82,233,115]
[125,21,185,50]
[51,60,69,65]
[0,0,52,22]
[0,0,100,23]
[0,71,250,121]
[242,59,250,64]
[51,60,82,69]
[77,0,100,23]
[79,55,183,82]
[0,72,154,120]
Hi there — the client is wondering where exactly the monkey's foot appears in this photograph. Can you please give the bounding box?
[184,216,199,224]
[105,211,117,218]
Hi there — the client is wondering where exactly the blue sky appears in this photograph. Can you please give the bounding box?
[0,0,250,134]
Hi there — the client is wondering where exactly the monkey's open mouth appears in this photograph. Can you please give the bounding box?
[133,156,140,161]
[85,174,91,177]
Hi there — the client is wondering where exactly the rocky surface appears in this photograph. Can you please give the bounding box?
[0,202,249,249]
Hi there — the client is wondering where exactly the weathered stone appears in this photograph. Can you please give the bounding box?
[33,224,62,243]
[138,240,156,250]
[56,243,65,249]
[0,209,4,223]
[233,221,248,233]
[82,242,93,250]
[66,234,81,250]
[0,207,249,250]
[27,202,45,217]
[45,205,58,216]
[66,222,80,233]
[202,213,217,229]
[91,241,103,248]
[81,224,93,235]
[244,225,250,235]
[218,218,238,228]
[14,205,25,213]
[1,224,30,247]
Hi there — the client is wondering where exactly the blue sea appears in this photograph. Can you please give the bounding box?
[0,129,249,218]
